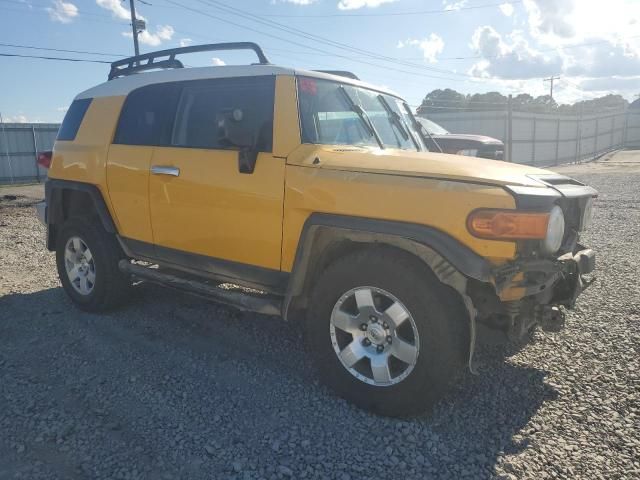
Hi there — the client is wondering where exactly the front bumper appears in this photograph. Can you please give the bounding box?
[478,246,596,340]
[494,245,595,306]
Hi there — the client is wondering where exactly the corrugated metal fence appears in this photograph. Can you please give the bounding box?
[0,123,59,184]
[1,111,640,184]
[427,108,640,167]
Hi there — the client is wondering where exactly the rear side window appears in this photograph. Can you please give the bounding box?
[114,83,182,146]
[171,76,275,151]
[57,98,92,141]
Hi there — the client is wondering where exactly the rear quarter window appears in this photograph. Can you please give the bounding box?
[57,98,92,141]
[113,83,182,146]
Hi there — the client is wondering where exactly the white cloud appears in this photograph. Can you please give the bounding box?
[122,25,174,47]
[443,0,468,11]
[523,0,575,39]
[56,106,69,113]
[47,0,78,23]
[96,0,132,20]
[564,41,640,78]
[179,38,193,47]
[338,0,397,10]
[397,34,445,63]
[4,114,29,123]
[211,57,226,66]
[499,3,514,16]
[580,76,640,92]
[509,0,640,97]
[469,26,563,79]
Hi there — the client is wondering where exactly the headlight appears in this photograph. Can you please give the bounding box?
[456,149,478,157]
[580,197,593,231]
[541,205,565,254]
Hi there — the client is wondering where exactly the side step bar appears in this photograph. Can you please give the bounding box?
[118,260,282,316]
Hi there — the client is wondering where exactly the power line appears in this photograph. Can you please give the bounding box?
[0,42,125,57]
[163,0,473,83]
[0,52,111,63]
[149,0,521,17]
[438,35,640,61]
[193,0,479,80]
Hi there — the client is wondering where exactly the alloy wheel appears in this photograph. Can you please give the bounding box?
[329,286,420,386]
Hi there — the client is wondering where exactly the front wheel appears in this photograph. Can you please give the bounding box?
[306,247,467,416]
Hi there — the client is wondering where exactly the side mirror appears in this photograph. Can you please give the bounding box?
[217,109,258,174]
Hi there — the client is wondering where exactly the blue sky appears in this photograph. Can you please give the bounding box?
[1,0,639,123]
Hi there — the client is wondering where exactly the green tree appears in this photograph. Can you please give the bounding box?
[417,88,468,114]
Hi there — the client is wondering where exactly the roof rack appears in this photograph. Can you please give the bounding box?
[313,70,360,80]
[108,42,271,81]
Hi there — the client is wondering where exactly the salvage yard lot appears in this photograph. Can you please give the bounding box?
[1,151,639,480]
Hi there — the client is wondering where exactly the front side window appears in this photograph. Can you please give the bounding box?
[297,77,424,151]
[172,76,275,151]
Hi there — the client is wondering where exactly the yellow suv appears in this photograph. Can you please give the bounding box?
[40,43,596,416]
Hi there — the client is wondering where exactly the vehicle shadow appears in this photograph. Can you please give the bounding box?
[1,284,557,479]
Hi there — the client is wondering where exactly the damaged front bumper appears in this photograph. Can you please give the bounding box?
[476,246,596,341]
[495,245,595,306]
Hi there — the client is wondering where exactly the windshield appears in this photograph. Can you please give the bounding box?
[416,117,449,135]
[297,77,425,151]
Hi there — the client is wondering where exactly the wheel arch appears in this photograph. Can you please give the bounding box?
[45,179,117,250]
[283,213,488,371]
[284,213,490,319]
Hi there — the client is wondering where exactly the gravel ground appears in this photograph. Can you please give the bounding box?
[1,152,639,479]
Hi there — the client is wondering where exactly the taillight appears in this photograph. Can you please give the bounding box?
[37,151,52,169]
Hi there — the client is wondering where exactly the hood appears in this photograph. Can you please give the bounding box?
[432,133,503,145]
[287,145,554,187]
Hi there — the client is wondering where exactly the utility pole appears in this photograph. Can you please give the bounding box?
[544,76,561,101]
[129,0,140,58]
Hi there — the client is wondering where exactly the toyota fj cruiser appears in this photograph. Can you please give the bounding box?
[38,43,596,416]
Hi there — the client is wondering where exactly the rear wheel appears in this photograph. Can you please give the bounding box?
[306,247,467,416]
[56,218,130,312]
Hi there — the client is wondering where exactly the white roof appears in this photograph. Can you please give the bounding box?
[75,64,402,100]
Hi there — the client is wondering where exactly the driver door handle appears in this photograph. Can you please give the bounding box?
[151,165,180,177]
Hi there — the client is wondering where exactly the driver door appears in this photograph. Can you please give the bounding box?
[148,76,285,273]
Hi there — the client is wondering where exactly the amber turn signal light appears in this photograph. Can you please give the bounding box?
[467,209,550,240]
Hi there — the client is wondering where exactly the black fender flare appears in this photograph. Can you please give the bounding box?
[44,179,117,249]
[284,213,491,314]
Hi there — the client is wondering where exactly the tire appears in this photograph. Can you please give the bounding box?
[55,217,130,312]
[305,247,468,417]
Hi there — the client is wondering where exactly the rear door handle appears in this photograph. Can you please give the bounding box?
[151,165,180,177]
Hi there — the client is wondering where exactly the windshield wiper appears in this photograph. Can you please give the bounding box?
[403,103,442,153]
[377,94,410,143]
[338,86,384,149]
